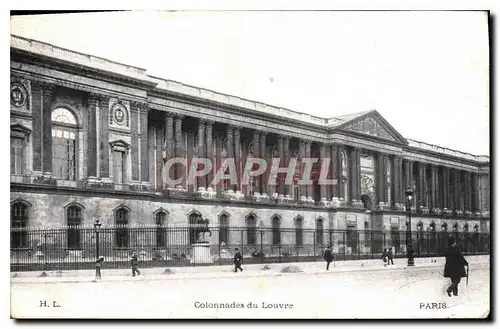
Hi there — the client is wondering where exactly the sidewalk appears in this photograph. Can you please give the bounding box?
[11,255,489,284]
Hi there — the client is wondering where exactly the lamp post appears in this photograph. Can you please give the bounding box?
[259,221,264,264]
[405,188,415,266]
[94,219,102,279]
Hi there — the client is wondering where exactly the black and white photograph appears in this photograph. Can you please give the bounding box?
[8,9,490,319]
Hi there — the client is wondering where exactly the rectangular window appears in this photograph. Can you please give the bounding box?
[10,137,24,175]
[113,151,125,184]
[52,130,76,180]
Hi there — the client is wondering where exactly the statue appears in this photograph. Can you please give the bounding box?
[196,217,212,243]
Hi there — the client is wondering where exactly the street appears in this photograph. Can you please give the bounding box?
[11,263,489,319]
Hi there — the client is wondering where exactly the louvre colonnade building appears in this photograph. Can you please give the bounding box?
[10,35,490,254]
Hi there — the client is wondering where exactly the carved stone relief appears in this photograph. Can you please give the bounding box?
[344,116,396,141]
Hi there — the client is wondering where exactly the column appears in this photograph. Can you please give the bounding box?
[441,167,448,210]
[458,171,465,211]
[139,105,149,183]
[130,104,140,182]
[305,140,312,200]
[260,132,268,196]
[283,136,290,197]
[252,131,260,194]
[87,94,99,178]
[233,126,242,192]
[325,144,332,201]
[299,140,306,201]
[226,126,234,191]
[277,135,285,196]
[337,145,345,200]
[164,114,174,187]
[447,168,455,211]
[355,148,361,201]
[174,115,184,188]
[382,154,389,203]
[41,84,53,175]
[450,169,460,210]
[376,153,385,205]
[430,165,437,211]
[156,122,164,189]
[99,95,110,179]
[465,171,472,211]
[349,147,358,204]
[215,131,222,194]
[471,173,478,213]
[197,119,206,190]
[319,143,326,201]
[396,156,404,206]
[417,163,424,209]
[206,121,214,189]
[390,156,396,208]
[331,145,339,200]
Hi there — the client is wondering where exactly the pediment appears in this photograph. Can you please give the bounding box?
[336,110,408,144]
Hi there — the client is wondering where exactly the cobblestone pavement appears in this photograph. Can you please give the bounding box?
[11,262,489,319]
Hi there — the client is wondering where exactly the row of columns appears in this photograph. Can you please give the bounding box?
[27,82,486,213]
[402,161,482,213]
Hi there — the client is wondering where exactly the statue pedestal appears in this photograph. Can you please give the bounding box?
[190,242,212,264]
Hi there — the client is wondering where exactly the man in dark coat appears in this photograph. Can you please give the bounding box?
[324,245,334,270]
[444,237,468,297]
[234,248,243,272]
[387,248,394,265]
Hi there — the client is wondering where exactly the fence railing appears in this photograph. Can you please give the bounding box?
[10,226,490,272]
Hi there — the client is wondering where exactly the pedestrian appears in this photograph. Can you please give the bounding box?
[95,256,104,280]
[324,245,334,270]
[382,248,388,267]
[388,247,394,265]
[234,248,243,272]
[131,252,141,277]
[444,236,469,297]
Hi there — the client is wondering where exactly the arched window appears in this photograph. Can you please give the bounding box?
[246,214,257,246]
[316,218,324,246]
[52,108,78,180]
[219,213,229,246]
[66,204,83,249]
[294,216,303,247]
[272,216,281,246]
[155,210,167,248]
[114,207,129,248]
[11,201,29,248]
[188,211,203,245]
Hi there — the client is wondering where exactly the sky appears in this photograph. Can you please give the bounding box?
[9,11,490,156]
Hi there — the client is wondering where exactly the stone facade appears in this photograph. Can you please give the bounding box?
[10,35,491,251]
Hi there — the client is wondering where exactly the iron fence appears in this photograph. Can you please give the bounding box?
[10,226,490,272]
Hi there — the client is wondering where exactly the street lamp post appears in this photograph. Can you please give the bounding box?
[405,188,415,266]
[94,219,102,279]
[259,221,264,264]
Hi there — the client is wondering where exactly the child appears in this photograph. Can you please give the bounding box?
[382,248,388,267]
[131,252,141,277]
[95,256,104,280]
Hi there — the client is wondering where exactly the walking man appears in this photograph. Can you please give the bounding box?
[234,248,243,273]
[388,247,394,265]
[444,237,469,297]
[131,252,141,277]
[324,245,334,270]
